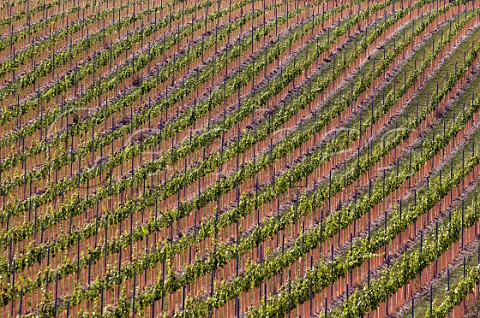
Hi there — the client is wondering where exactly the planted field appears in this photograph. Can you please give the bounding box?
[2,0,480,317]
